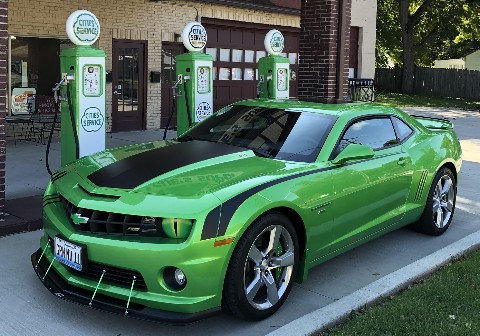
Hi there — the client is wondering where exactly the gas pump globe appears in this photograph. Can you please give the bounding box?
[60,10,106,166]
[175,22,214,136]
[258,29,290,100]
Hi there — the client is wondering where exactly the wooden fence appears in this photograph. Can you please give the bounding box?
[375,68,480,101]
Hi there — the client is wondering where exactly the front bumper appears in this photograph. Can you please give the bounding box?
[31,248,220,324]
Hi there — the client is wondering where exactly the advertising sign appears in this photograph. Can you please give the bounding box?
[11,88,36,115]
[265,29,285,55]
[182,22,207,52]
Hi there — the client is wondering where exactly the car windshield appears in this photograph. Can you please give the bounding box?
[178,105,337,163]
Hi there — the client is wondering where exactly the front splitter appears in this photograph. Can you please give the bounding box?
[30,248,220,325]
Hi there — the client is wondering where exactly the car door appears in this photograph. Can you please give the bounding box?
[328,116,414,252]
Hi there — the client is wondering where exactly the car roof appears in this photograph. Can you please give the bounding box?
[234,99,399,117]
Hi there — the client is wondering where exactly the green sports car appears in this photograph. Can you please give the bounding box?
[32,99,462,322]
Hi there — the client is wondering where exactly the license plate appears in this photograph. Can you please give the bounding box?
[54,237,84,271]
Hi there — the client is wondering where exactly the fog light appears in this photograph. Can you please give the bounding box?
[163,266,187,291]
[174,269,186,285]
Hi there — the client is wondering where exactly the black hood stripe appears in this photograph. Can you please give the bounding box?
[88,141,247,189]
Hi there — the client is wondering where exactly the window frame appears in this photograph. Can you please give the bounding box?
[391,115,415,144]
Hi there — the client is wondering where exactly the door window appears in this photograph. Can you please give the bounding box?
[337,118,398,153]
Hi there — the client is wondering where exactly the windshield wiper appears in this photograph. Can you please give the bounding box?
[249,147,273,158]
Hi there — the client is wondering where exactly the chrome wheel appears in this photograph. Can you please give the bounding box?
[243,225,295,311]
[432,174,455,229]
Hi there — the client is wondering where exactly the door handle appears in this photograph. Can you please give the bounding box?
[397,157,408,166]
[113,90,122,96]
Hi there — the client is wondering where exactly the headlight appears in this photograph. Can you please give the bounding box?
[161,218,194,239]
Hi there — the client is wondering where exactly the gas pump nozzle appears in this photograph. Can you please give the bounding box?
[172,77,183,98]
[52,74,75,103]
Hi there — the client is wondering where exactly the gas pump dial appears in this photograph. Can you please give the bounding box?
[83,65,102,96]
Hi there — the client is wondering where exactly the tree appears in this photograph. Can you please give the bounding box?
[376,0,480,92]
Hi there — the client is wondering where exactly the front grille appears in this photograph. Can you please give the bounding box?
[61,197,160,237]
[48,237,148,291]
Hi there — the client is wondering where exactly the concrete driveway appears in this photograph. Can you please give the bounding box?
[1,107,479,336]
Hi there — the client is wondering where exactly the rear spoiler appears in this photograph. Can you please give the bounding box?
[411,115,454,130]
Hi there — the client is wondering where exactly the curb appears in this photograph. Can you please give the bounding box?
[267,230,480,336]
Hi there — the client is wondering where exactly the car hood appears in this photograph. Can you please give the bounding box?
[57,140,309,200]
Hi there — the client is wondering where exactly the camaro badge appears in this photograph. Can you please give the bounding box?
[71,213,89,225]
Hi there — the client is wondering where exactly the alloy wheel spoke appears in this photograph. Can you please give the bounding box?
[245,273,263,301]
[433,199,440,213]
[446,200,454,212]
[248,245,263,265]
[436,208,444,228]
[265,226,282,256]
[441,178,452,195]
[270,251,295,268]
[263,272,279,305]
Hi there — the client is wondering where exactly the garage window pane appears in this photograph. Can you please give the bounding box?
[232,68,242,80]
[288,53,297,64]
[256,51,266,62]
[244,68,254,80]
[206,48,217,61]
[232,49,243,62]
[280,52,287,58]
[220,49,230,62]
[213,67,218,80]
[245,50,254,63]
[219,68,230,80]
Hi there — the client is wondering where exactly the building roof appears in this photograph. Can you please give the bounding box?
[190,0,301,14]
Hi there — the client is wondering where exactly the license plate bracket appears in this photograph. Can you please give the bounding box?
[54,236,88,272]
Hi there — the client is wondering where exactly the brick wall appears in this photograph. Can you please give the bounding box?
[0,0,6,218]
[8,0,299,131]
[298,0,352,103]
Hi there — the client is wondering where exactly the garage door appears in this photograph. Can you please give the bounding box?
[203,18,299,111]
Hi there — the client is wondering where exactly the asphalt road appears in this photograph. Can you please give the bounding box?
[1,107,479,336]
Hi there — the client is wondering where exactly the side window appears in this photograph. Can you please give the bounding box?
[392,116,414,142]
[336,118,398,153]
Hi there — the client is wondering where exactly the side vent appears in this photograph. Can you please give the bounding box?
[414,170,429,202]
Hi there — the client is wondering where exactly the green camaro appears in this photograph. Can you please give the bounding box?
[32,99,461,322]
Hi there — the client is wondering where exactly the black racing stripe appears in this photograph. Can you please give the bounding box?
[214,152,402,238]
[215,167,332,237]
[88,141,247,189]
[201,206,222,240]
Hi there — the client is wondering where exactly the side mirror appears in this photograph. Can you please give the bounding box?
[332,144,374,165]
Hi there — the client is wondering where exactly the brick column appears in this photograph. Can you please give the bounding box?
[298,0,351,103]
[0,0,6,219]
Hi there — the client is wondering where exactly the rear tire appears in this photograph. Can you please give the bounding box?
[222,212,299,320]
[413,167,456,236]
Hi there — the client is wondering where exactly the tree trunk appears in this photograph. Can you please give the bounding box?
[399,0,415,93]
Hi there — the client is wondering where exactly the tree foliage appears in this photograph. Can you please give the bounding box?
[376,0,480,68]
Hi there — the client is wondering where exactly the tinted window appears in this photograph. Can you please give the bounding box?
[337,118,398,152]
[179,105,337,163]
[392,116,413,142]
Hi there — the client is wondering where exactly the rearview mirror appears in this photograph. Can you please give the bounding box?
[332,144,374,165]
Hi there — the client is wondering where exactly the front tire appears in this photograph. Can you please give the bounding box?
[223,212,299,320]
[413,167,457,236]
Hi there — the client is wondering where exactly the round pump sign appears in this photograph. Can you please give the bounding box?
[66,10,101,46]
[182,22,207,52]
[265,29,285,55]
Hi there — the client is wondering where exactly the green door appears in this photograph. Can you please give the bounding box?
[328,117,414,252]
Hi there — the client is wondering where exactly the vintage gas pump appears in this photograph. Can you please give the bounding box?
[175,22,213,136]
[58,10,106,167]
[257,30,290,100]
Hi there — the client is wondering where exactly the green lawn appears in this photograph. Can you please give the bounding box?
[376,92,480,110]
[319,250,480,336]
